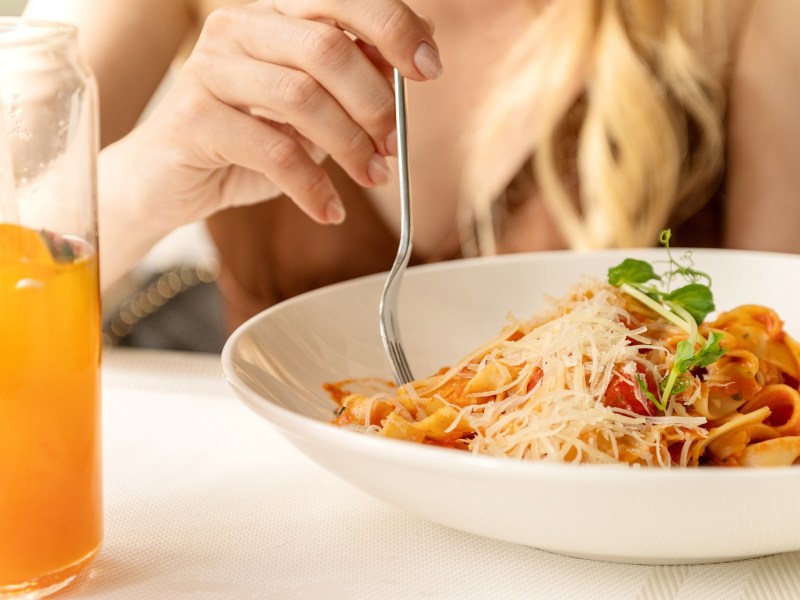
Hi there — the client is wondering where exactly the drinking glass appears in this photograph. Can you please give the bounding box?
[0,18,102,598]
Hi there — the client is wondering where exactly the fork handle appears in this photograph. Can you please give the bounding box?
[394,69,413,258]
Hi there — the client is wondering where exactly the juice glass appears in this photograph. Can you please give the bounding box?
[0,18,102,598]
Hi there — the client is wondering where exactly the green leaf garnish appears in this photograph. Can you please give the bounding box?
[607,230,715,326]
[607,229,726,411]
[608,258,660,287]
[664,283,715,324]
[679,331,726,372]
[636,374,662,411]
[662,376,690,396]
[659,332,725,401]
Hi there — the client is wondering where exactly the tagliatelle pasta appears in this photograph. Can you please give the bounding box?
[329,277,800,467]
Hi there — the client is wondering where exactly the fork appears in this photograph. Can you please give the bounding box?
[379,69,415,385]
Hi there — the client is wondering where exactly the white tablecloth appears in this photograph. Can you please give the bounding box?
[59,347,800,600]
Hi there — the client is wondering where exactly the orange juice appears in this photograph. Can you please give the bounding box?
[0,223,102,596]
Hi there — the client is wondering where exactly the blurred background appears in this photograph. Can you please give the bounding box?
[1,0,226,352]
[0,1,26,16]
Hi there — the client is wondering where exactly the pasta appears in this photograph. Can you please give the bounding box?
[330,278,800,467]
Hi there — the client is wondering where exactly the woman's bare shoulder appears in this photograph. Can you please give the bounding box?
[723,0,800,253]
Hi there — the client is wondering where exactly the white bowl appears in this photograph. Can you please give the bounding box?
[221,249,800,564]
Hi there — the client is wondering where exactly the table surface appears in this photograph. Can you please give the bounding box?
[59,347,800,600]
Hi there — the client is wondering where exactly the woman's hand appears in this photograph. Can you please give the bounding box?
[121,0,441,229]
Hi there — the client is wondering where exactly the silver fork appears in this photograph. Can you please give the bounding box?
[379,69,414,385]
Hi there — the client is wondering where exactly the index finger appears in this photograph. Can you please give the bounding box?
[271,0,442,81]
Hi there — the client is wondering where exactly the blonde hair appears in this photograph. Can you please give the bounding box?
[460,0,728,254]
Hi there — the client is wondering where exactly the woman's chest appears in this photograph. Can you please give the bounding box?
[363,0,538,256]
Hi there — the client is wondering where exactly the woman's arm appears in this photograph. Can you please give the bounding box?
[22,0,441,288]
[24,0,194,147]
[724,0,800,253]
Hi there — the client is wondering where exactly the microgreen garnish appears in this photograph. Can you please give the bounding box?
[663,284,715,326]
[659,332,726,401]
[608,229,726,409]
[607,230,715,326]
[636,375,661,411]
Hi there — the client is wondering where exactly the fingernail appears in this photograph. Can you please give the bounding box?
[385,129,398,156]
[368,153,391,185]
[413,41,442,79]
[326,197,345,224]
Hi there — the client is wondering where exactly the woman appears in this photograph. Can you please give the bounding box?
[23,0,800,333]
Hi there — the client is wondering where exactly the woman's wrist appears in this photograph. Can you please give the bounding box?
[97,133,185,291]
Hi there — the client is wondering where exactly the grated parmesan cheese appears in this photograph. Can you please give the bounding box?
[337,279,711,466]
